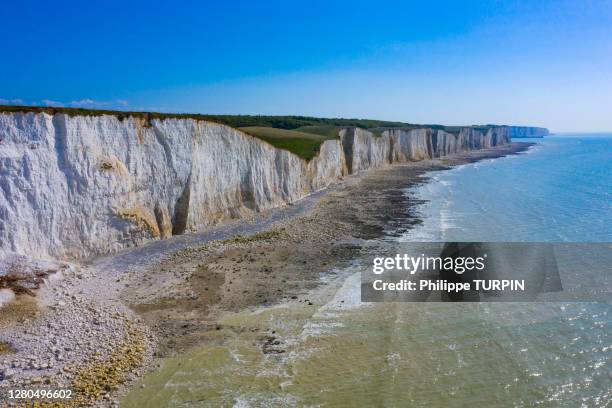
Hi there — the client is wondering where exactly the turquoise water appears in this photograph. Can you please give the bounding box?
[405,134,612,242]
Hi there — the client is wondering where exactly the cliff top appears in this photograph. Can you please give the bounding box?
[0,105,543,160]
[0,105,416,129]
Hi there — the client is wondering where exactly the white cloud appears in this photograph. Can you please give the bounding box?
[69,99,96,107]
[67,99,130,109]
[3,97,130,110]
[42,99,65,107]
[22,98,132,109]
[0,98,25,105]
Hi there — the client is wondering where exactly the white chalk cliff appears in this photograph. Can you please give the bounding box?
[0,112,537,260]
[502,126,549,138]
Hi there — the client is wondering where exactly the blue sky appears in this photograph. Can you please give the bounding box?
[1,1,611,131]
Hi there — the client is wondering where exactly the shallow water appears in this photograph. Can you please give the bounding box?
[123,274,610,407]
[123,135,611,407]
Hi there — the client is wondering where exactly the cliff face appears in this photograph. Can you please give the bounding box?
[503,126,549,138]
[0,112,531,260]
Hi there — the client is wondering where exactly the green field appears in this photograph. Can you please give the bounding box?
[294,125,341,138]
[239,126,332,160]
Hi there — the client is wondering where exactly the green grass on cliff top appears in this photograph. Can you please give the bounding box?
[0,105,500,160]
[239,126,331,160]
[0,105,413,130]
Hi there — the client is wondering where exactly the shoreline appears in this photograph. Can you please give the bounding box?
[0,142,533,406]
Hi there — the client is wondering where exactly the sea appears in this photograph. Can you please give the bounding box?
[123,134,611,407]
[405,134,612,242]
